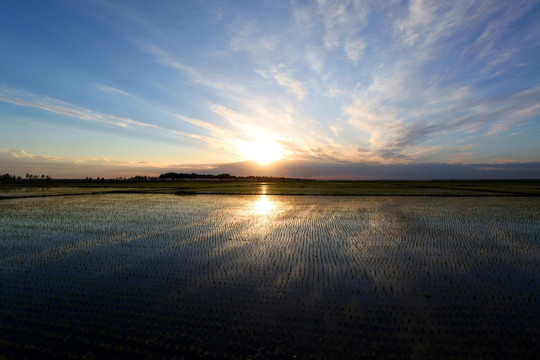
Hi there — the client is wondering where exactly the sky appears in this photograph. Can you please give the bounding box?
[1,0,540,179]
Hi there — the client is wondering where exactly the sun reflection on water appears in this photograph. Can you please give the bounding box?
[254,195,274,216]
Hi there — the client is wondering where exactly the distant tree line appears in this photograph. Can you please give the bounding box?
[159,172,235,180]
[1,172,303,182]
[159,172,304,181]
[1,173,51,181]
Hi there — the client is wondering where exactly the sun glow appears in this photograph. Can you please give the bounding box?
[243,139,284,164]
[254,195,274,216]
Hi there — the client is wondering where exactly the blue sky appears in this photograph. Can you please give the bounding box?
[1,0,540,179]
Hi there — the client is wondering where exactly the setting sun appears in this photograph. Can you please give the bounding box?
[244,139,284,164]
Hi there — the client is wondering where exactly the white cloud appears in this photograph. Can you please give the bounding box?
[304,46,325,72]
[9,149,36,159]
[95,84,129,96]
[0,93,129,127]
[143,44,246,94]
[395,0,435,46]
[344,38,366,64]
[319,0,369,48]
[228,21,279,56]
[0,86,221,147]
[326,81,342,97]
[257,67,307,100]
[487,103,540,136]
[329,125,342,136]
[292,0,370,63]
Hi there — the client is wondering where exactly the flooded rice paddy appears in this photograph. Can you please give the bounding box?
[0,194,539,359]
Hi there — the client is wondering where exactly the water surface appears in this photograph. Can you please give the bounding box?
[1,194,538,358]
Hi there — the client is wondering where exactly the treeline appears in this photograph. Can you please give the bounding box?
[1,173,51,181]
[1,172,303,182]
[85,176,159,181]
[160,172,235,180]
[159,172,303,181]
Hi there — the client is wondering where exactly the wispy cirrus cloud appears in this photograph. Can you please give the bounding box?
[143,44,248,96]
[256,67,307,100]
[293,0,369,64]
[3,0,538,177]
[346,74,540,158]
[0,92,130,128]
[95,84,129,96]
[90,1,540,165]
[0,86,216,145]
[394,0,437,47]
[393,0,539,74]
[344,38,366,64]
[336,0,540,162]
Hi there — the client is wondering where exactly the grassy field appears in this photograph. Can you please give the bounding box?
[1,179,540,198]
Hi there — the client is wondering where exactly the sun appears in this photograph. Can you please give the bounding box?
[244,139,284,164]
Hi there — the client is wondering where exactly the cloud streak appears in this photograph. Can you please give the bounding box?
[0,87,218,146]
[0,93,128,127]
[257,67,307,100]
[95,84,129,96]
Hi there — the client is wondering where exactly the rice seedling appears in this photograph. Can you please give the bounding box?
[0,194,538,359]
